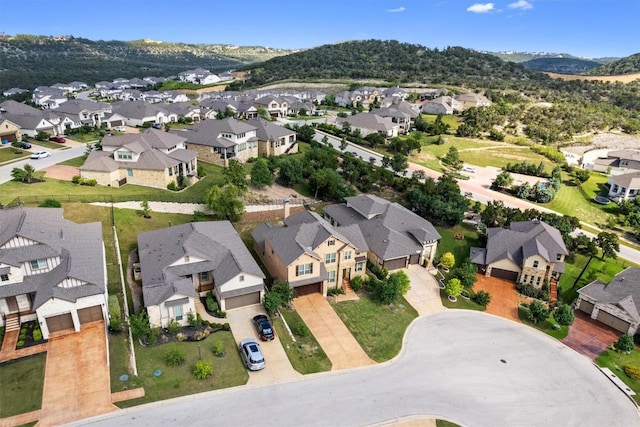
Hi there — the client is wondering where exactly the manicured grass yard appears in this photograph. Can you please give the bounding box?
[273,309,332,374]
[0,146,30,163]
[597,347,640,404]
[435,224,480,268]
[517,305,569,340]
[59,155,88,167]
[0,353,47,418]
[116,331,248,408]
[558,253,629,304]
[331,295,417,362]
[439,288,486,311]
[421,114,460,131]
[108,331,136,393]
[459,146,554,170]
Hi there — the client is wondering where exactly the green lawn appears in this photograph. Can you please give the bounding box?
[66,133,103,143]
[0,146,30,163]
[439,288,486,311]
[435,224,480,268]
[0,353,47,418]
[596,347,640,404]
[459,146,554,170]
[0,161,225,205]
[421,114,461,131]
[331,295,418,362]
[273,309,332,374]
[30,139,70,150]
[59,155,88,167]
[115,331,248,408]
[517,305,569,340]
[108,331,136,393]
[558,253,629,304]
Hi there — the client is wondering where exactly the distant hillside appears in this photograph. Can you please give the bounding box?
[588,53,640,75]
[243,40,549,87]
[522,57,601,74]
[0,34,294,92]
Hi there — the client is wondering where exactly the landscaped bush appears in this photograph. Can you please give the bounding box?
[516,282,549,301]
[367,261,388,280]
[164,348,185,366]
[552,304,575,326]
[328,287,345,296]
[192,328,211,341]
[167,181,178,191]
[624,365,640,380]
[193,360,213,380]
[206,292,218,312]
[527,300,549,324]
[32,329,42,342]
[17,340,25,347]
[148,327,161,345]
[187,311,203,329]
[38,198,61,208]
[293,323,310,338]
[350,275,365,293]
[129,311,150,339]
[213,340,225,357]
[166,319,181,334]
[474,290,491,306]
[72,175,81,184]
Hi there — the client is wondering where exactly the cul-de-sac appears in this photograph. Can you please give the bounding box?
[1,3,640,426]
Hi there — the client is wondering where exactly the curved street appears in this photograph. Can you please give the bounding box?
[72,311,639,427]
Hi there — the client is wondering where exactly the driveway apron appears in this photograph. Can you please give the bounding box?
[38,321,117,427]
[403,266,446,315]
[474,274,532,322]
[293,294,374,370]
[562,310,621,360]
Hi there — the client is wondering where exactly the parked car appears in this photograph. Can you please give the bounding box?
[19,141,32,149]
[151,123,162,129]
[114,126,126,132]
[49,136,66,143]
[462,166,476,173]
[239,338,265,371]
[30,151,51,159]
[252,314,275,341]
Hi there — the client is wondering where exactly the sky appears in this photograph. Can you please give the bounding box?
[1,0,638,59]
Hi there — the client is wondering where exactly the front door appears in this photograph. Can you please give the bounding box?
[6,296,18,312]
[174,305,183,321]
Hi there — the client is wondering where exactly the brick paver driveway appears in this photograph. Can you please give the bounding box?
[562,310,622,360]
[473,274,532,322]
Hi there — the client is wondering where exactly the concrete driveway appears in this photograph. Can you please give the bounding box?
[225,304,301,386]
[562,310,622,360]
[403,265,445,315]
[474,274,532,322]
[293,294,374,370]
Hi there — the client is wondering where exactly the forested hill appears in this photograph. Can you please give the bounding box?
[522,57,601,74]
[0,35,293,92]
[243,40,549,87]
[588,53,640,76]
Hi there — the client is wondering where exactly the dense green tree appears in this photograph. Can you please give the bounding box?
[250,158,274,188]
[451,259,478,289]
[223,159,248,191]
[527,300,549,324]
[614,334,635,354]
[295,124,315,143]
[491,171,513,190]
[442,146,463,170]
[445,278,463,299]
[553,304,575,326]
[206,184,245,221]
[595,231,620,260]
[276,157,304,186]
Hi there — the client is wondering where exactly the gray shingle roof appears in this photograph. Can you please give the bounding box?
[0,208,106,307]
[112,100,168,119]
[247,118,295,142]
[610,171,640,189]
[138,221,264,306]
[578,267,640,322]
[174,118,256,149]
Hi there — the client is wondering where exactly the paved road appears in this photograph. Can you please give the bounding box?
[0,142,86,185]
[71,311,639,427]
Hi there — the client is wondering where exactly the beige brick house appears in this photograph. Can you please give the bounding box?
[252,211,367,297]
[248,117,298,157]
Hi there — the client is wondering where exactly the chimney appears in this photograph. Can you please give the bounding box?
[283,197,290,219]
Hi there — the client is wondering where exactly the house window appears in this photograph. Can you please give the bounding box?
[523,274,528,283]
[328,271,336,283]
[30,259,47,270]
[127,168,133,177]
[328,240,335,246]
[556,254,562,261]
[200,272,209,281]
[185,255,190,262]
[174,305,183,321]
[296,263,313,276]
[536,276,542,286]
[529,275,534,284]
[344,251,352,260]
[533,260,539,268]
[1,274,8,281]
[355,262,364,272]
[168,167,173,176]
[325,253,336,264]
[117,151,132,160]
[239,275,245,282]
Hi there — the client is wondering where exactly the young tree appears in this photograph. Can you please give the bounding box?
[442,146,463,170]
[250,158,274,189]
[390,153,408,175]
[527,300,549,324]
[223,159,248,191]
[445,278,463,299]
[140,200,152,218]
[339,138,348,151]
[491,171,513,190]
[614,334,635,355]
[272,281,295,306]
[552,304,575,326]
[439,252,455,269]
[595,231,620,260]
[451,259,478,289]
[11,164,36,183]
[206,184,245,222]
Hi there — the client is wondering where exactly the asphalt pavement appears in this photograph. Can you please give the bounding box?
[69,311,640,427]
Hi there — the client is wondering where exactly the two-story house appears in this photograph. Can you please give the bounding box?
[248,117,298,157]
[0,208,108,339]
[252,211,367,297]
[79,128,197,188]
[111,100,177,127]
[138,221,265,327]
[175,118,259,167]
[336,112,399,138]
[50,99,112,128]
[470,220,569,286]
[371,100,420,134]
[254,96,288,118]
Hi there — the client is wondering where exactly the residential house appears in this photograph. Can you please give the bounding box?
[32,86,67,108]
[2,88,28,97]
[111,100,177,127]
[175,118,259,167]
[79,128,197,188]
[576,267,640,335]
[336,112,399,138]
[163,91,190,104]
[138,221,265,326]
[0,208,108,339]
[419,88,449,101]
[0,118,22,143]
[0,112,55,137]
[252,211,367,297]
[324,195,441,270]
[593,150,640,174]
[371,100,420,134]
[178,68,221,85]
[608,171,640,201]
[164,102,201,123]
[254,96,288,118]
[470,220,569,286]
[421,96,462,115]
[247,117,297,157]
[50,99,112,128]
[455,92,492,109]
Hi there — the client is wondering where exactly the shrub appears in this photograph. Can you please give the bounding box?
[552,304,575,326]
[167,181,178,191]
[213,340,225,357]
[293,323,310,338]
[328,287,345,296]
[148,327,161,345]
[445,278,463,298]
[624,365,640,380]
[32,329,43,342]
[72,175,81,184]
[350,276,365,293]
[205,292,218,312]
[39,198,62,208]
[164,348,185,366]
[193,328,210,341]
[17,340,25,347]
[176,332,187,341]
[187,311,202,329]
[516,282,549,301]
[167,319,181,334]
[193,360,213,380]
[367,261,388,280]
[263,291,283,316]
[527,300,549,324]
[474,290,491,306]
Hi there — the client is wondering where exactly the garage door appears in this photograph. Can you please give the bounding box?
[490,268,519,281]
[225,292,261,310]
[46,313,74,333]
[383,257,407,271]
[409,254,420,265]
[110,120,123,126]
[294,282,322,297]
[578,299,595,315]
[78,306,103,324]
[596,310,631,333]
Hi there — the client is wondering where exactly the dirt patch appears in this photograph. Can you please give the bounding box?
[545,71,640,83]
[43,165,79,181]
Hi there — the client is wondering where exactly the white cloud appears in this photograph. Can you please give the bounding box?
[387,6,406,13]
[467,3,495,13]
[508,0,533,10]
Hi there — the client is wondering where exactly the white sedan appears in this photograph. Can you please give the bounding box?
[30,151,51,159]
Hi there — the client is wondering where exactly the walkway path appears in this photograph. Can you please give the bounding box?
[293,294,374,370]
